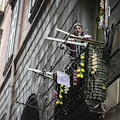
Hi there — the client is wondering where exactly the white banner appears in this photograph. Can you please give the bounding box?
[57,71,70,87]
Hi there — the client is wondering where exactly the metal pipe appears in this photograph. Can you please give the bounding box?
[27,68,53,79]
[56,28,104,45]
[45,37,88,47]
[16,101,46,111]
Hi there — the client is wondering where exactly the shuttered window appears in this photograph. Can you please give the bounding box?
[5,0,19,63]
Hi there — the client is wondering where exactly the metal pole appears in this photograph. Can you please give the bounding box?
[56,28,104,45]
[16,101,46,111]
[45,37,88,47]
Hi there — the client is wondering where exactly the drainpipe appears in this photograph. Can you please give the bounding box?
[6,0,24,119]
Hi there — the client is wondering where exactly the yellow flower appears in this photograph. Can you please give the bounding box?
[59,95,63,99]
[77,74,81,78]
[56,101,59,104]
[60,101,63,105]
[60,84,64,88]
[81,63,85,67]
[60,89,64,93]
[77,69,80,73]
[81,55,85,60]
[81,69,85,73]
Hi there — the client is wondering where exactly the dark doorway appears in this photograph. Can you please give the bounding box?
[21,94,39,120]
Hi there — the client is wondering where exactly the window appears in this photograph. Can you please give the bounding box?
[0,0,7,11]
[29,0,36,13]
[5,0,19,63]
[0,6,4,24]
[28,0,43,23]
[3,0,19,76]
[0,29,3,46]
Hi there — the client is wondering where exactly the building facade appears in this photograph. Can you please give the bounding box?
[0,0,120,120]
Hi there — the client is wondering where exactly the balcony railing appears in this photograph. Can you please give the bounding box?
[53,43,108,120]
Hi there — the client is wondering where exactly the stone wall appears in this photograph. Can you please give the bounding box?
[0,77,10,119]
[104,0,120,119]
[12,0,80,119]
[0,0,98,119]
